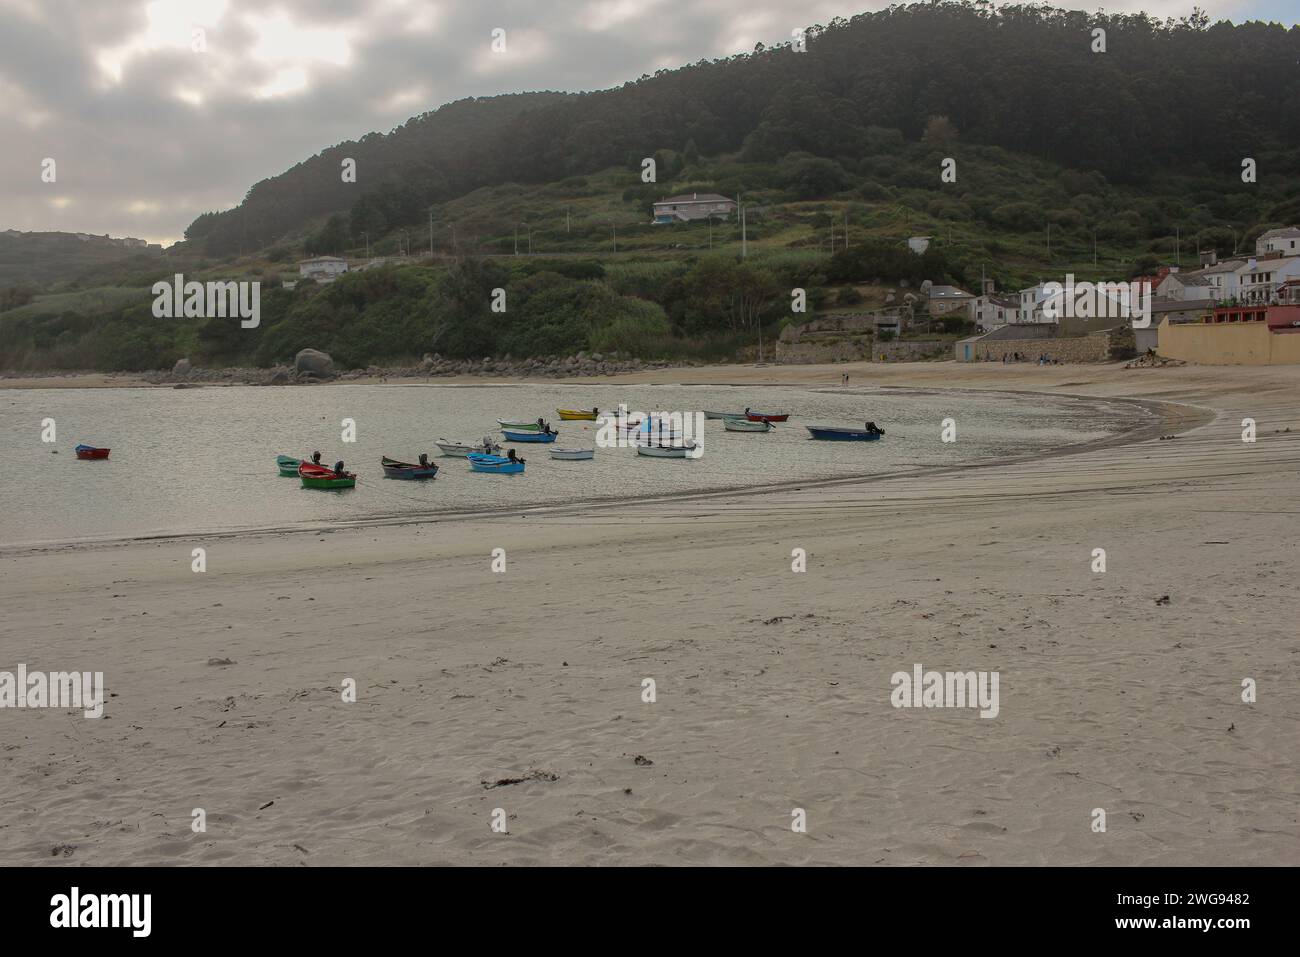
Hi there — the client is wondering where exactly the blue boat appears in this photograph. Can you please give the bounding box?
[468,452,525,474]
[501,428,557,443]
[806,425,885,441]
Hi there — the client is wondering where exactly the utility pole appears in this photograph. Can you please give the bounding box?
[362,231,369,259]
[1175,226,1181,266]
[612,222,617,253]
[1093,228,1097,267]
[1046,222,1052,260]
[513,226,518,256]
[428,210,433,257]
[566,208,570,234]
[844,210,849,250]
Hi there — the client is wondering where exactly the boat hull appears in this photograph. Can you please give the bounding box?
[703,411,744,420]
[556,408,597,420]
[467,453,525,474]
[276,454,302,476]
[436,438,500,457]
[299,462,357,488]
[746,412,789,423]
[723,418,771,432]
[502,429,557,443]
[497,419,543,431]
[636,443,698,458]
[381,456,438,479]
[74,445,110,460]
[806,426,882,441]
[549,448,594,460]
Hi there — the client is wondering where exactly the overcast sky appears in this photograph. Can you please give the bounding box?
[2,0,1293,246]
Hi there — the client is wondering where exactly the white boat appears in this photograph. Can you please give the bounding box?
[723,417,771,432]
[437,436,501,457]
[704,410,745,420]
[549,448,595,461]
[636,441,698,458]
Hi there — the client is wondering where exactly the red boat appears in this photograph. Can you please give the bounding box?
[745,412,789,423]
[74,444,110,460]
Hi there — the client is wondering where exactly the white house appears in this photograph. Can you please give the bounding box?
[1240,255,1300,304]
[1255,226,1300,257]
[298,256,349,282]
[971,294,1019,330]
[1018,282,1055,323]
[1155,268,1212,301]
[651,193,736,224]
[1192,258,1249,302]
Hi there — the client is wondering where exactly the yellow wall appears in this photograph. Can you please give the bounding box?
[1158,319,1300,365]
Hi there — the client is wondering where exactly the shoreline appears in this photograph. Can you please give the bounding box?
[0,385,1200,555]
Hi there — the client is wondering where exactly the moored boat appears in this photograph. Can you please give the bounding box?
[436,436,501,457]
[745,410,789,423]
[467,452,525,474]
[806,423,885,441]
[636,441,699,458]
[381,455,439,479]
[74,444,110,460]
[502,428,558,443]
[556,408,598,421]
[723,417,771,432]
[549,448,594,460]
[498,418,545,431]
[703,410,745,420]
[276,454,302,476]
[299,462,357,489]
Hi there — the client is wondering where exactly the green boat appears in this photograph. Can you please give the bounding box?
[299,462,356,489]
[276,454,302,476]
[497,418,546,431]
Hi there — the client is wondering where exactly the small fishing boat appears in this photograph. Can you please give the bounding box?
[549,448,594,461]
[381,456,439,479]
[806,424,885,441]
[436,437,501,457]
[74,444,110,460]
[276,454,302,476]
[636,441,699,458]
[299,462,357,489]
[467,452,525,474]
[502,428,558,443]
[723,417,772,432]
[704,410,745,420]
[556,408,598,421]
[497,418,544,431]
[745,411,790,423]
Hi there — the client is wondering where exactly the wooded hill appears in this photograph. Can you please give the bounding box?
[184,2,1300,258]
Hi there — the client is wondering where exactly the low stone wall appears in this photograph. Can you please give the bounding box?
[969,329,1128,363]
[873,339,949,361]
[775,336,871,364]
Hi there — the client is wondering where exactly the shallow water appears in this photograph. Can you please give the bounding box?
[1,382,1144,545]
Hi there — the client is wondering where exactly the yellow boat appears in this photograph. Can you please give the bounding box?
[556,408,599,421]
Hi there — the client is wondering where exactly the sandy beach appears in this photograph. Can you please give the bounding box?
[2,359,1297,866]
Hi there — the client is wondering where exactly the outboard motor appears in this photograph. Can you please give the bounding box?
[312,451,322,464]
[419,453,429,467]
[334,460,345,474]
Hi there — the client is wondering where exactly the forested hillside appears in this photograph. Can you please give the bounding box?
[186,2,1300,256]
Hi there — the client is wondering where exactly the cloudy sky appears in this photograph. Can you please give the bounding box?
[2,0,1294,246]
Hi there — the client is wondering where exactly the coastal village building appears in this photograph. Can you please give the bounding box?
[1240,255,1300,303]
[1017,282,1054,324]
[298,256,349,282]
[651,193,736,224]
[925,283,975,317]
[1256,227,1300,256]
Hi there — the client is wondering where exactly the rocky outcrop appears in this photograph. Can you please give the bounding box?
[172,357,191,376]
[294,348,335,377]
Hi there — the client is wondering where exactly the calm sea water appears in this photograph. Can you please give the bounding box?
[1,382,1142,546]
